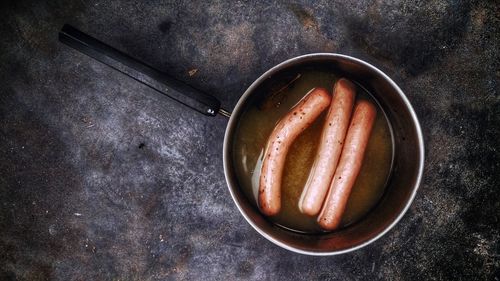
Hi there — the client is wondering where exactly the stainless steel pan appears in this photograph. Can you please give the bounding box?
[60,24,424,255]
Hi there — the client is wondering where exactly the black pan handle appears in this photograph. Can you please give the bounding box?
[59,24,227,117]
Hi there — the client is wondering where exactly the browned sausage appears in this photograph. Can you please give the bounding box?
[259,88,331,216]
[299,79,356,216]
[317,100,377,230]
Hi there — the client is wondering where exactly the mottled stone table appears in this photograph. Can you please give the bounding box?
[1,0,498,280]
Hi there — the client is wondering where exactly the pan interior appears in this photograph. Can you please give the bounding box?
[230,64,394,234]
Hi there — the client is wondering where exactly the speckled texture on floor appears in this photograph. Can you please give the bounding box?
[0,0,498,280]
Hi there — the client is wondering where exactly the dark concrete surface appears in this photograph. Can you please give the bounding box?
[0,0,498,280]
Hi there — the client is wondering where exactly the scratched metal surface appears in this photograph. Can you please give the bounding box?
[0,0,498,280]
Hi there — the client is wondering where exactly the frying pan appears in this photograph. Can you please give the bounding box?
[59,24,424,255]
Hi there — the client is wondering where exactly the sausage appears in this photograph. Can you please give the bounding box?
[317,99,377,230]
[298,79,356,216]
[259,88,331,216]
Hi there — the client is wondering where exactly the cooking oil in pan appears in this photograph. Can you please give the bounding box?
[232,69,393,233]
